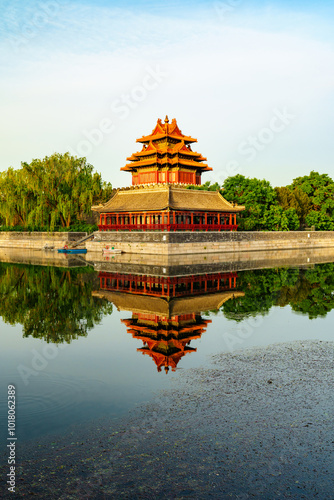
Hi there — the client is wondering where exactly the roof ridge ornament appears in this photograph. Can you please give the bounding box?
[164,115,169,124]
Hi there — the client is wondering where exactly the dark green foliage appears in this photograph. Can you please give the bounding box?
[0,224,98,232]
[275,186,311,225]
[290,171,334,230]
[189,172,333,231]
[0,153,112,231]
[0,263,113,343]
[222,175,299,230]
[261,206,300,231]
[221,264,334,320]
[186,181,221,191]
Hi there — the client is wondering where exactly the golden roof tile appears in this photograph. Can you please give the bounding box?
[92,290,245,317]
[94,185,245,213]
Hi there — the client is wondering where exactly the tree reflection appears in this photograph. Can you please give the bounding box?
[221,264,334,320]
[0,263,113,343]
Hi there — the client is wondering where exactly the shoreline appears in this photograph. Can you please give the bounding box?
[4,339,334,499]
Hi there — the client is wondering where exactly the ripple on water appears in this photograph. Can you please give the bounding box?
[2,372,113,442]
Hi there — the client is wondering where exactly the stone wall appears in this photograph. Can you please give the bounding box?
[92,247,334,276]
[86,231,334,255]
[2,230,334,255]
[0,248,88,267]
[2,246,334,274]
[0,232,87,250]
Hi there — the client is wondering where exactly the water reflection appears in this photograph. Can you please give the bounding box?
[0,262,113,342]
[1,261,334,346]
[92,263,334,372]
[0,258,334,446]
[220,263,334,319]
[94,271,244,372]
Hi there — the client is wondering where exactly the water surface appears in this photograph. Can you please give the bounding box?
[1,259,334,449]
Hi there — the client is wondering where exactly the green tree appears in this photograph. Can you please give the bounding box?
[275,186,311,226]
[222,175,299,230]
[0,168,36,227]
[262,206,300,231]
[290,171,334,230]
[222,175,277,230]
[0,153,113,231]
[186,181,221,191]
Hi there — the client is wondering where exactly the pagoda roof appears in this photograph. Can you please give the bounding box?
[94,185,245,213]
[92,290,245,318]
[122,116,211,174]
[127,140,203,158]
[137,116,197,144]
[122,157,211,172]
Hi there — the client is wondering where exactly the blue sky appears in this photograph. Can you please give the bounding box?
[1,0,333,187]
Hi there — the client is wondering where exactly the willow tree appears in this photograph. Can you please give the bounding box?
[0,167,36,226]
[22,152,109,229]
[0,153,113,230]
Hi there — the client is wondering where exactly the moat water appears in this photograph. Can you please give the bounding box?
[0,255,334,497]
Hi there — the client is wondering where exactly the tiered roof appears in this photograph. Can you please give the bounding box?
[92,290,245,317]
[94,184,245,213]
[121,116,212,174]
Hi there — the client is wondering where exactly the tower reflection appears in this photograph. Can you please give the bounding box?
[94,270,244,373]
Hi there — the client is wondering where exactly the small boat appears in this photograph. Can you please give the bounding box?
[102,246,122,254]
[57,248,87,254]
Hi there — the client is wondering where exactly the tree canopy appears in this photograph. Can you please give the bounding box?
[188,170,333,231]
[0,153,113,231]
[222,174,299,230]
[290,171,334,230]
